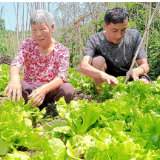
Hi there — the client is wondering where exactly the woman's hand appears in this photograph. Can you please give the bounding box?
[100,71,119,88]
[126,69,139,81]
[3,76,22,102]
[28,86,46,107]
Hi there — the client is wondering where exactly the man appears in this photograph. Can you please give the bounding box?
[81,7,150,95]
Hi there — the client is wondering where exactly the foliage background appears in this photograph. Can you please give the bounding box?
[0,2,160,80]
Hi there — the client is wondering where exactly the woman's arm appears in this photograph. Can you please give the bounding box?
[4,39,28,101]
[3,66,22,102]
[29,46,69,107]
[28,77,64,107]
[42,77,64,93]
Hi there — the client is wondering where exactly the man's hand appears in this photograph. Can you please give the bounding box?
[100,71,119,88]
[28,86,46,107]
[3,76,22,102]
[126,69,139,81]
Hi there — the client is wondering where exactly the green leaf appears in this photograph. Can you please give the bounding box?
[108,120,125,132]
[31,151,43,160]
[53,126,73,137]
[72,55,83,59]
[1,129,20,143]
[57,97,101,135]
[77,103,101,134]
[66,135,95,160]
[18,132,42,150]
[86,148,110,160]
[42,138,67,160]
[5,150,30,160]
[0,138,11,156]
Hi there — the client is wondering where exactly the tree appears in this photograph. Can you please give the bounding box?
[0,5,5,30]
[0,18,5,30]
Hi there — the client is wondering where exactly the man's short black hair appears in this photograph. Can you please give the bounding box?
[104,7,129,25]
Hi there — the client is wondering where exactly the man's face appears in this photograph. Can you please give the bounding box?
[103,18,128,44]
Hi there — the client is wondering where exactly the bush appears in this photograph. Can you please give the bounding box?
[0,53,12,65]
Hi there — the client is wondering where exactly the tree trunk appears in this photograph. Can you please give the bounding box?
[145,2,151,54]
[14,2,19,53]
[158,3,160,24]
[23,2,25,40]
[48,2,50,12]
[26,2,29,35]
[39,2,42,9]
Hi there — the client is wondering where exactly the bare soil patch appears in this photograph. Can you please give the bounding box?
[0,96,7,105]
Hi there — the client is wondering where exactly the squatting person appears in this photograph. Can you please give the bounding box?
[3,10,75,110]
[81,7,151,95]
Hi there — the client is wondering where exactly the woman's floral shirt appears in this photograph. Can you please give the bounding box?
[11,38,70,84]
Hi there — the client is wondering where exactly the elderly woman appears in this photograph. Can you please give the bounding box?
[3,10,75,110]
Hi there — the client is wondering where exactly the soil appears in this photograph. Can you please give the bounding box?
[0,90,96,158]
[0,96,7,105]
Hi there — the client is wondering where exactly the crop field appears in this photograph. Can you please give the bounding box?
[1,64,160,159]
[0,2,160,159]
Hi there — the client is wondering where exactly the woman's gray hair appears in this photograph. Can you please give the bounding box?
[30,10,53,29]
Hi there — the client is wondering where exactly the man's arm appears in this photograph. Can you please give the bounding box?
[127,58,149,81]
[81,56,103,78]
[129,30,149,80]
[135,58,149,75]
[81,55,118,87]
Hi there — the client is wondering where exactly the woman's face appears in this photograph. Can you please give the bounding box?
[31,22,54,47]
